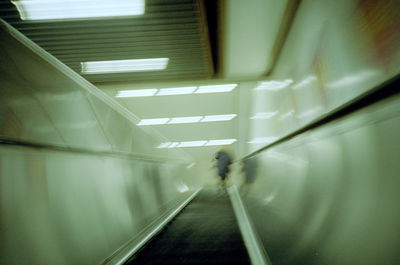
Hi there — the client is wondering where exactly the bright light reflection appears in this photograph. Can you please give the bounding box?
[169,116,203,124]
[115,84,237,98]
[255,79,293,91]
[279,110,295,120]
[157,142,171,148]
[116,89,157,98]
[178,141,207,148]
[250,111,278,120]
[292,75,317,90]
[11,0,145,21]
[325,70,378,89]
[297,106,324,119]
[168,142,179,148]
[156,87,197,96]
[157,138,238,148]
[137,118,169,126]
[195,84,237,94]
[248,137,278,144]
[205,139,237,146]
[186,162,196,169]
[81,58,169,74]
[201,114,237,122]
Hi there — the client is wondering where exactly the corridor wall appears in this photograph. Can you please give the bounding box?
[0,20,197,265]
[234,0,400,264]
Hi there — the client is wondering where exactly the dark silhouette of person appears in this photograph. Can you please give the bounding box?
[215,149,232,190]
[240,156,258,195]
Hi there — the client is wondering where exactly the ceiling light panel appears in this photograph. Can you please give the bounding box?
[195,84,237,94]
[116,89,157,98]
[137,118,169,126]
[156,87,197,96]
[115,84,237,98]
[137,114,237,126]
[11,0,145,21]
[81,58,169,74]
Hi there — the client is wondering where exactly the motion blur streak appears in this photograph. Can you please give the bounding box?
[1,0,400,264]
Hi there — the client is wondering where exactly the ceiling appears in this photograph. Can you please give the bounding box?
[0,0,213,83]
[0,0,293,161]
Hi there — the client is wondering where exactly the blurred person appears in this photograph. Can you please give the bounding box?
[214,149,232,192]
[240,157,258,196]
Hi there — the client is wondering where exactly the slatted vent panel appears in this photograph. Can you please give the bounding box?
[0,0,213,83]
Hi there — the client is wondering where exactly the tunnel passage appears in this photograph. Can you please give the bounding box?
[125,189,251,265]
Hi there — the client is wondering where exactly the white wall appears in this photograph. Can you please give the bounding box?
[238,0,400,156]
[0,20,199,265]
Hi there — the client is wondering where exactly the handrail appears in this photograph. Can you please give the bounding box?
[0,138,186,163]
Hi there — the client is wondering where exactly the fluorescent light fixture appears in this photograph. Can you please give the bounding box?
[195,84,237,94]
[249,137,278,144]
[250,111,278,120]
[11,0,145,21]
[156,87,197,96]
[138,114,237,126]
[137,118,169,126]
[116,89,157,98]
[255,79,293,91]
[178,141,207,148]
[169,116,203,124]
[205,139,237,146]
[201,114,237,122]
[116,84,236,98]
[81,58,169,74]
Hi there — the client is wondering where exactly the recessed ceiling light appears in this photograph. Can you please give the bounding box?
[205,139,237,146]
[178,141,207,148]
[116,89,157,98]
[250,111,278,120]
[137,114,237,125]
[255,79,293,91]
[168,116,203,124]
[156,87,197,96]
[115,84,237,98]
[11,0,145,21]
[137,118,170,126]
[81,58,169,74]
[195,84,237,94]
[201,114,237,122]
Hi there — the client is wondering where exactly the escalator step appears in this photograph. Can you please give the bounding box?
[125,189,251,265]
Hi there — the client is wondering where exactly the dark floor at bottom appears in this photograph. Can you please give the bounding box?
[125,189,251,265]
